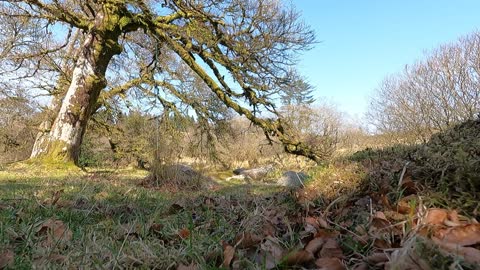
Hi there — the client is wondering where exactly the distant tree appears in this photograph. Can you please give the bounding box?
[0,0,323,165]
[280,101,342,161]
[367,32,480,141]
[0,91,39,164]
[280,74,315,106]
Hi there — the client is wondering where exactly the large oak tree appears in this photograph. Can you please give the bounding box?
[0,0,320,165]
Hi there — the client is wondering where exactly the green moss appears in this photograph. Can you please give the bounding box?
[118,16,131,30]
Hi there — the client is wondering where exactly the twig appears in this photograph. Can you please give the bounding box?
[396,161,410,191]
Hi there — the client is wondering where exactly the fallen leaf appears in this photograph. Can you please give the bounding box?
[374,211,387,220]
[372,238,391,249]
[178,228,190,239]
[384,210,407,221]
[446,210,461,226]
[424,209,448,225]
[168,202,185,214]
[433,237,480,265]
[259,237,285,269]
[315,257,346,270]
[283,250,314,266]
[234,232,262,249]
[36,219,72,247]
[319,238,344,259]
[365,252,389,264]
[0,249,14,269]
[51,189,64,206]
[222,244,235,268]
[149,223,163,235]
[396,195,417,215]
[352,262,369,270]
[263,223,276,237]
[305,237,325,254]
[435,224,480,246]
[401,176,417,194]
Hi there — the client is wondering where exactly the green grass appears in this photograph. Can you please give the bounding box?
[0,166,295,269]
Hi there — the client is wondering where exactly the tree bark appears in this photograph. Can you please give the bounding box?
[30,15,122,164]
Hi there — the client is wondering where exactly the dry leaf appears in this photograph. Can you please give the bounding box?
[283,250,314,266]
[263,223,276,237]
[51,189,64,206]
[168,202,185,214]
[396,195,417,214]
[222,244,235,268]
[424,209,448,225]
[0,249,14,269]
[178,228,190,239]
[319,238,344,259]
[315,257,346,270]
[433,237,480,265]
[149,223,163,235]
[352,262,369,270]
[436,224,480,246]
[372,238,391,249]
[305,237,325,254]
[259,237,285,269]
[366,252,389,264]
[36,219,72,247]
[234,232,262,249]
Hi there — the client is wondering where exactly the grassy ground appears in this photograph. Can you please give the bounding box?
[1,121,480,269]
[0,166,300,269]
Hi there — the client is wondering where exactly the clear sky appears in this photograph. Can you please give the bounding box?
[293,1,480,118]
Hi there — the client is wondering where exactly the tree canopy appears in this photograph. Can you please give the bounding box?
[0,0,321,164]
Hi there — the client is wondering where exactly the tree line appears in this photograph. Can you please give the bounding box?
[368,32,480,142]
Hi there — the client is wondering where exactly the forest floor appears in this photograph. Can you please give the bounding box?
[1,121,480,269]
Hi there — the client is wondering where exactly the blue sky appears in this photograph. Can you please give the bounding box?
[293,1,480,118]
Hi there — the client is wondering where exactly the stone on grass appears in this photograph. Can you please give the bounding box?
[232,165,274,181]
[277,171,308,188]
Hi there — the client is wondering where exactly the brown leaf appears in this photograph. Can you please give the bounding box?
[319,238,344,259]
[436,224,480,246]
[372,238,391,249]
[305,216,330,230]
[315,257,346,270]
[352,262,369,270]
[149,223,163,235]
[259,237,285,269]
[168,202,185,215]
[222,244,235,268]
[424,209,448,225]
[0,249,14,269]
[396,195,417,215]
[366,252,389,264]
[234,232,262,249]
[177,263,199,270]
[263,223,276,237]
[51,189,64,206]
[433,237,480,265]
[305,237,325,254]
[401,176,417,195]
[447,210,461,225]
[283,250,314,266]
[36,219,72,247]
[178,228,190,239]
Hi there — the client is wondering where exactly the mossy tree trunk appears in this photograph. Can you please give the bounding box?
[30,8,123,165]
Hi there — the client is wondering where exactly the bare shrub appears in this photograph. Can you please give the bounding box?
[280,102,343,161]
[368,32,480,141]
